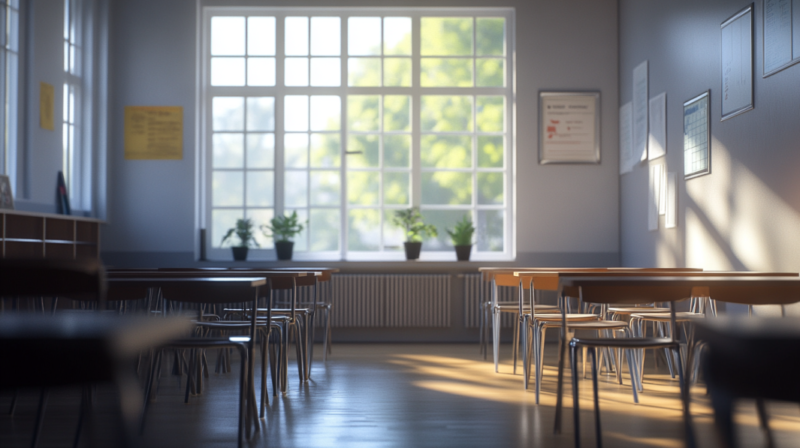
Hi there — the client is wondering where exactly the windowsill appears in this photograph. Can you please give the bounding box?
[198,257,517,274]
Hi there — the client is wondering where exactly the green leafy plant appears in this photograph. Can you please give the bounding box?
[447,215,475,246]
[221,218,259,248]
[392,208,438,243]
[261,211,306,243]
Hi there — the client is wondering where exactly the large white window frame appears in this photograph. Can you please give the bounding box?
[200,7,515,261]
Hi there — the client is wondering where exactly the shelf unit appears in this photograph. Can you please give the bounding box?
[1,210,102,260]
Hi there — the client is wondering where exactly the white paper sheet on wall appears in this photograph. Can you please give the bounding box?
[619,102,633,174]
[648,93,667,160]
[659,164,667,215]
[665,172,677,228]
[648,164,661,231]
[633,61,649,162]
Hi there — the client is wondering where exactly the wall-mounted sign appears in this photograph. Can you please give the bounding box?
[39,82,54,131]
[538,91,600,164]
[124,106,183,160]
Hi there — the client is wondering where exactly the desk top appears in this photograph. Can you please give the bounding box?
[107,276,268,303]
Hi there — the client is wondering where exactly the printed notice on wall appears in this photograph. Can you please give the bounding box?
[124,106,183,160]
[632,61,649,162]
[39,82,55,131]
[619,102,634,174]
[764,0,793,74]
[721,6,753,119]
[539,92,599,164]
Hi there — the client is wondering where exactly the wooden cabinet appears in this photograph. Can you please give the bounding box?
[1,210,102,260]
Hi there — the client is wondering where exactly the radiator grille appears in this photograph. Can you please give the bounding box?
[463,273,516,329]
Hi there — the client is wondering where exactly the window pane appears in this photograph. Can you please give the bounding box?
[212,171,244,206]
[247,133,275,169]
[478,136,503,168]
[382,210,405,251]
[347,96,380,131]
[248,208,275,248]
[420,135,471,168]
[348,17,381,55]
[347,171,379,205]
[284,57,309,86]
[211,17,245,55]
[248,17,276,56]
[284,171,308,207]
[384,172,409,205]
[311,17,340,56]
[476,18,505,56]
[310,96,341,131]
[213,97,244,131]
[284,95,308,131]
[383,58,411,87]
[420,96,473,132]
[384,17,411,55]
[247,97,275,131]
[310,134,340,168]
[247,58,276,86]
[420,209,471,250]
[347,135,379,168]
[284,134,308,168]
[211,57,245,86]
[476,96,504,132]
[420,58,472,87]
[383,95,410,131]
[476,58,505,87]
[421,172,472,205]
[212,209,244,248]
[477,172,503,205]
[348,208,380,250]
[310,171,340,206]
[384,135,410,168]
[420,18,473,56]
[348,58,381,87]
[285,17,309,56]
[247,171,274,207]
[310,58,341,86]
[477,209,504,251]
[212,133,244,168]
[310,209,340,251]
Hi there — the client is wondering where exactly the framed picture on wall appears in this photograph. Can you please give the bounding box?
[538,91,601,164]
[683,91,711,180]
[721,4,754,120]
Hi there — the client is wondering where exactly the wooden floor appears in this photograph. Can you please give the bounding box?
[2,343,800,447]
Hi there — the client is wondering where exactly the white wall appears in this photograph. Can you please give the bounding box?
[101,0,620,268]
[619,0,800,275]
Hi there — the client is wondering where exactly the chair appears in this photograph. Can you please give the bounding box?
[552,284,693,448]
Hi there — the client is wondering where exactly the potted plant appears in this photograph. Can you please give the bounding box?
[392,208,438,260]
[221,218,259,261]
[261,211,305,260]
[447,215,475,261]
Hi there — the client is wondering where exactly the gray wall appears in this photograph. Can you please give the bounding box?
[619,0,800,275]
[101,0,621,268]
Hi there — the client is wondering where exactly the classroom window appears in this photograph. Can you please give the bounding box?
[0,0,19,179]
[63,0,81,201]
[202,8,514,260]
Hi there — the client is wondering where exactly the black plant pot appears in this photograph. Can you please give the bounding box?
[404,242,422,260]
[275,241,294,260]
[455,245,472,261]
[231,246,249,261]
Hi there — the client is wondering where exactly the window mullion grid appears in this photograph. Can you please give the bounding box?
[378,17,385,252]
[410,15,421,209]
[340,15,347,259]
[274,16,285,234]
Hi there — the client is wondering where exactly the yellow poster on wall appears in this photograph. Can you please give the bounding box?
[39,82,54,131]
[124,106,183,160]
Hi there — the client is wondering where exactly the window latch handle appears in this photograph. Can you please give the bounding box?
[345,151,363,155]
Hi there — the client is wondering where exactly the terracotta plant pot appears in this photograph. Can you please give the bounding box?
[454,245,472,261]
[403,242,422,260]
[231,246,249,261]
[275,241,294,260]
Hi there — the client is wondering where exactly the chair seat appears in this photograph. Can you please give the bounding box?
[570,336,678,349]
[610,307,670,314]
[567,320,631,329]
[630,312,704,321]
[533,313,599,322]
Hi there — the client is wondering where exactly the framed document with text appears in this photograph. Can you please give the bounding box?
[683,91,711,180]
[538,91,600,164]
[721,4,754,120]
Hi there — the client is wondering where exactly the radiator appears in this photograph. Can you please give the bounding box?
[462,273,516,329]
[305,274,452,328]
